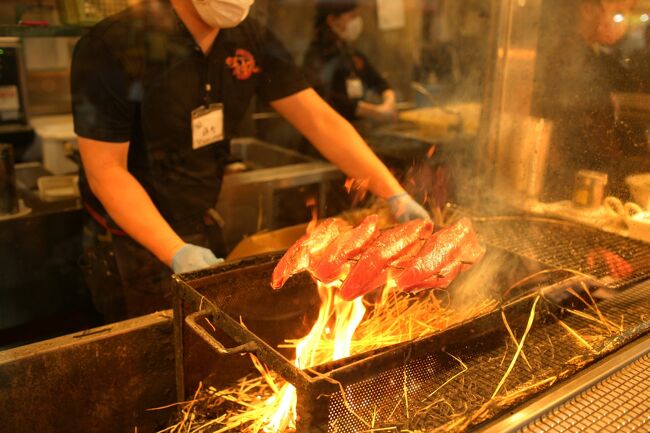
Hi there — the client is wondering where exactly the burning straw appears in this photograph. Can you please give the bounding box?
[160,283,497,433]
[162,219,629,433]
[279,286,496,359]
[161,266,626,433]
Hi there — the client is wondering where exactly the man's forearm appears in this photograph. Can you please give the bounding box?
[310,112,403,198]
[89,166,185,266]
[272,89,404,199]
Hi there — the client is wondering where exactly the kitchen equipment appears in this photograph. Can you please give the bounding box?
[606,197,650,243]
[172,250,649,432]
[36,174,79,202]
[0,312,176,432]
[474,216,650,289]
[1,301,649,433]
[0,143,18,215]
[626,212,650,243]
[171,214,650,432]
[625,173,650,209]
[0,38,34,160]
[0,39,29,128]
[55,0,130,25]
[490,115,553,207]
[573,170,608,209]
[31,115,78,175]
[171,252,523,431]
[216,137,345,252]
[398,102,481,137]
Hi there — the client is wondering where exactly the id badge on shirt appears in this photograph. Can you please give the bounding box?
[346,78,364,99]
[191,103,224,150]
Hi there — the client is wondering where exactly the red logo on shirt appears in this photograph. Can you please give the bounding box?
[226,49,261,80]
[352,55,365,71]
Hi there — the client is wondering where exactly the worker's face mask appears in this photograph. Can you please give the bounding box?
[335,15,363,42]
[192,0,254,29]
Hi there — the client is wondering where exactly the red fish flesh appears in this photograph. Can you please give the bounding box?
[395,218,484,293]
[339,219,434,300]
[403,228,484,292]
[312,214,380,283]
[361,233,431,293]
[271,218,351,289]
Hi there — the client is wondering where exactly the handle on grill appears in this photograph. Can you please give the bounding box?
[185,310,258,355]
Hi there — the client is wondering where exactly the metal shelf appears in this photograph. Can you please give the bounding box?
[0,25,89,38]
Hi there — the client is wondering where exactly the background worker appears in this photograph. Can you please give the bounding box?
[303,0,397,123]
[535,0,642,200]
[72,0,429,322]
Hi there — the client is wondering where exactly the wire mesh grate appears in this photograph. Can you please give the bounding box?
[473,218,650,289]
[519,352,650,433]
[326,278,650,432]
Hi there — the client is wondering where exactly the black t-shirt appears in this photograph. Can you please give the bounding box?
[303,28,390,120]
[71,0,309,231]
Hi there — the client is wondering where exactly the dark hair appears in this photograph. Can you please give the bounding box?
[314,0,359,28]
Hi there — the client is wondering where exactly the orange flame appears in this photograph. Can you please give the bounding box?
[306,197,319,233]
[344,177,371,202]
[259,279,365,430]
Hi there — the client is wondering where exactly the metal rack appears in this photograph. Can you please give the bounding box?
[0,25,88,38]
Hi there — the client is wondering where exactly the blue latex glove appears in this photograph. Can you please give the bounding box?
[387,193,431,223]
[171,243,224,274]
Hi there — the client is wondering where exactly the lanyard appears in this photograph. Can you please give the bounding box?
[199,53,213,106]
[339,42,360,79]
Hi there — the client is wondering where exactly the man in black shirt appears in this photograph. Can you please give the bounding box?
[72,0,428,322]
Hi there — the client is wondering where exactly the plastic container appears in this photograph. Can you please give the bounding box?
[625,173,650,209]
[572,170,608,209]
[55,0,129,25]
[37,175,80,202]
[32,115,78,174]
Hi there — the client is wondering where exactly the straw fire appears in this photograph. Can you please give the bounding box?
[247,215,485,431]
[160,214,491,432]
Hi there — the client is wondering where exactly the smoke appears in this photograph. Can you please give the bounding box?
[449,244,545,312]
[449,248,511,311]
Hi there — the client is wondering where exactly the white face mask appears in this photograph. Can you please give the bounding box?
[192,0,254,29]
[335,16,363,42]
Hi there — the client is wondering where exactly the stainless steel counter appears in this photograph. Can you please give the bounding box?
[217,138,345,251]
